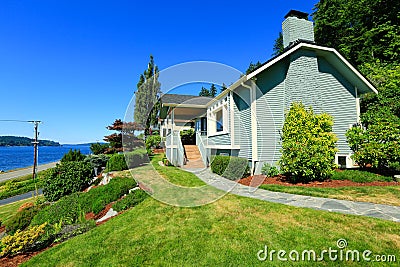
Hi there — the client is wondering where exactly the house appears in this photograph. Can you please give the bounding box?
[158,10,378,174]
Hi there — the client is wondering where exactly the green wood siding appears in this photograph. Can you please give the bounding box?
[208,133,231,145]
[255,63,286,164]
[233,87,252,160]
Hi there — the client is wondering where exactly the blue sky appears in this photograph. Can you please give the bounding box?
[0,0,318,144]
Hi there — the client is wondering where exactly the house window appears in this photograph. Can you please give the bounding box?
[216,109,223,132]
[209,103,228,135]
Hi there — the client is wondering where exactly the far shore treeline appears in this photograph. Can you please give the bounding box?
[0,136,60,146]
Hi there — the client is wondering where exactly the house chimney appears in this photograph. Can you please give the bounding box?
[282,10,315,48]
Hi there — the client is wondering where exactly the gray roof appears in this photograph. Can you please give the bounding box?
[161,94,213,106]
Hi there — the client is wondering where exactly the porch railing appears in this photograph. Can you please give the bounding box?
[196,131,209,167]
[165,131,186,167]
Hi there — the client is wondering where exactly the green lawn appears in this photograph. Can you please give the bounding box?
[150,153,205,187]
[24,155,400,266]
[259,184,400,206]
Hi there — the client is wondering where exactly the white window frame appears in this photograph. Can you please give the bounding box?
[208,102,229,137]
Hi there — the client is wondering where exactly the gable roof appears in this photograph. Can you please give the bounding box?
[209,41,378,106]
[246,42,378,94]
[161,94,213,107]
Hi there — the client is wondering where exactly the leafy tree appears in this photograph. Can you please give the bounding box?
[103,119,144,153]
[272,32,284,56]
[346,62,400,172]
[134,55,161,131]
[90,143,109,155]
[245,61,262,75]
[312,0,400,66]
[279,102,338,182]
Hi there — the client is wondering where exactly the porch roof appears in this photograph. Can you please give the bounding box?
[159,94,212,120]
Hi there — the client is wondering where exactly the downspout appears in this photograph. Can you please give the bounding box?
[241,81,258,175]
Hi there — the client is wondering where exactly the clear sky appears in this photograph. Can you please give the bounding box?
[0,0,318,144]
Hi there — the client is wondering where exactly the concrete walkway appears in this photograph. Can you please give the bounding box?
[0,162,58,182]
[187,168,400,223]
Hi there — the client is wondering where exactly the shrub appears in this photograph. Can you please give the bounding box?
[180,129,195,145]
[346,121,400,172]
[145,135,161,150]
[43,162,93,202]
[84,154,109,175]
[0,223,47,257]
[125,149,149,168]
[112,189,148,212]
[53,220,96,243]
[261,163,280,177]
[30,193,84,226]
[61,149,86,163]
[106,150,148,171]
[279,102,338,183]
[211,155,249,180]
[5,205,45,234]
[106,153,127,171]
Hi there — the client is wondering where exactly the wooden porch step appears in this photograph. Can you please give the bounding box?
[183,145,205,169]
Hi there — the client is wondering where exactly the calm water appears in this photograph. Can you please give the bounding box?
[0,145,91,171]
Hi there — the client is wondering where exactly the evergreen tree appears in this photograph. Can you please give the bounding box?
[220,83,227,93]
[199,86,211,97]
[134,55,161,131]
[246,61,262,75]
[209,84,217,97]
[272,32,284,56]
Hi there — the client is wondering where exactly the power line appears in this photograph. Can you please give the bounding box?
[0,119,31,123]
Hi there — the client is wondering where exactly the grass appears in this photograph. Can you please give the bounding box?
[0,197,43,223]
[24,155,400,266]
[24,194,400,266]
[259,184,400,206]
[150,153,205,187]
[331,170,393,183]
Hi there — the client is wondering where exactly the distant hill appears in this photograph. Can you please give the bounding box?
[0,136,61,146]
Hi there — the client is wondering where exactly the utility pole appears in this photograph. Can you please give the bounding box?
[29,120,41,197]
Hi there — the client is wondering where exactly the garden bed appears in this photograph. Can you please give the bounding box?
[239,175,400,188]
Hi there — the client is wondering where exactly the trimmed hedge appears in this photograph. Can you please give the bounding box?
[211,155,249,180]
[106,149,148,171]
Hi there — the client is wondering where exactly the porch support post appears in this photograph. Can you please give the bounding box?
[355,86,361,124]
[250,81,258,174]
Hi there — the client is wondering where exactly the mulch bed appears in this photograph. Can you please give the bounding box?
[0,243,59,267]
[239,175,400,188]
